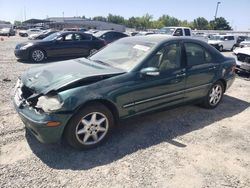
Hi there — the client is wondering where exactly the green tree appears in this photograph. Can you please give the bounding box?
[193,17,209,30]
[93,16,107,22]
[14,20,22,26]
[210,17,232,30]
[107,14,125,25]
[138,13,153,30]
[158,15,180,27]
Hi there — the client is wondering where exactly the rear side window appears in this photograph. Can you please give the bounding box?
[184,43,212,66]
[184,29,191,36]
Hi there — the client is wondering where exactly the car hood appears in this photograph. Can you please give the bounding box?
[233,47,250,56]
[208,40,222,45]
[240,41,250,45]
[21,58,125,95]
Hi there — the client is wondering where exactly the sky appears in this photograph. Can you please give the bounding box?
[0,0,249,30]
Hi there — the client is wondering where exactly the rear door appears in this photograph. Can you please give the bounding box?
[184,42,219,100]
[73,33,93,56]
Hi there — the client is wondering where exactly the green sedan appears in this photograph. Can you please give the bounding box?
[14,35,236,149]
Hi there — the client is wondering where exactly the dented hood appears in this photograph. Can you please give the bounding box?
[21,58,125,94]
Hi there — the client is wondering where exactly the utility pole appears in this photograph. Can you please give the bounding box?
[214,2,221,20]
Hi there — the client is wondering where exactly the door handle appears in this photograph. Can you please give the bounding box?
[176,73,186,78]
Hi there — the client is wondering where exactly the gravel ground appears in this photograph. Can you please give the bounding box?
[0,36,250,188]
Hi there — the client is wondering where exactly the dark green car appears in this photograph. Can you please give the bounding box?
[14,35,236,149]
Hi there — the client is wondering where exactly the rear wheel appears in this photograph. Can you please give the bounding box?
[202,81,224,109]
[64,103,114,150]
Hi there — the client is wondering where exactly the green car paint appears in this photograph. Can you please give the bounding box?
[14,36,236,144]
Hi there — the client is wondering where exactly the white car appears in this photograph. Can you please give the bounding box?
[240,37,250,48]
[19,28,43,37]
[233,47,250,73]
[208,35,237,51]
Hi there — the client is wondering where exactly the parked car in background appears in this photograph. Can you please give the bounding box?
[0,28,15,36]
[19,28,43,37]
[239,37,250,48]
[135,31,155,36]
[85,29,99,34]
[13,36,236,149]
[93,30,128,44]
[63,28,87,32]
[28,30,58,40]
[15,31,106,62]
[158,27,208,42]
[236,35,248,47]
[208,35,237,51]
[233,47,250,74]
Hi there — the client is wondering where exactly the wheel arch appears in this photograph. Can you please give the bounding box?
[74,99,119,124]
[216,78,227,93]
[29,47,47,59]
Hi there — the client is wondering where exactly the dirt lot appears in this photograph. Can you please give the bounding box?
[0,36,250,188]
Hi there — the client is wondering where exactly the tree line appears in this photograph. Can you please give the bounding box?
[13,13,232,31]
[92,14,232,30]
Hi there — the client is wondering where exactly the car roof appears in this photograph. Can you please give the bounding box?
[59,31,91,35]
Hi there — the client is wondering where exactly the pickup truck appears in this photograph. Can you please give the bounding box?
[158,27,208,42]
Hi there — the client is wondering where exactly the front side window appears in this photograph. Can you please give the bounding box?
[64,34,73,41]
[174,29,183,36]
[184,43,212,66]
[147,43,181,72]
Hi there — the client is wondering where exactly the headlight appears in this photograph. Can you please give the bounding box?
[36,95,63,113]
[20,43,33,50]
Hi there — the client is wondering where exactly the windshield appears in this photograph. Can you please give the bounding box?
[43,32,60,41]
[93,31,107,38]
[89,39,156,71]
[158,27,175,35]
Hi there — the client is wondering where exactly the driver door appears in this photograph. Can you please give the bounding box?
[128,42,186,114]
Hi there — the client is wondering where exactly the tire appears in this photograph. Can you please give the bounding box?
[30,48,46,62]
[24,33,28,37]
[219,45,223,52]
[201,81,224,109]
[231,45,236,51]
[64,103,115,150]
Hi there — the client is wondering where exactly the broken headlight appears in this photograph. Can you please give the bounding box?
[36,95,63,113]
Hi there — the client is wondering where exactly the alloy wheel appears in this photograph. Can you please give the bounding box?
[75,112,109,145]
[32,50,44,62]
[209,84,223,106]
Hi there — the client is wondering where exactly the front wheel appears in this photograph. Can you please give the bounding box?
[30,49,45,62]
[219,45,223,52]
[231,45,236,51]
[64,103,114,150]
[202,81,224,109]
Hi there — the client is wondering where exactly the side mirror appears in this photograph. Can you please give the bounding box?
[140,67,160,77]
